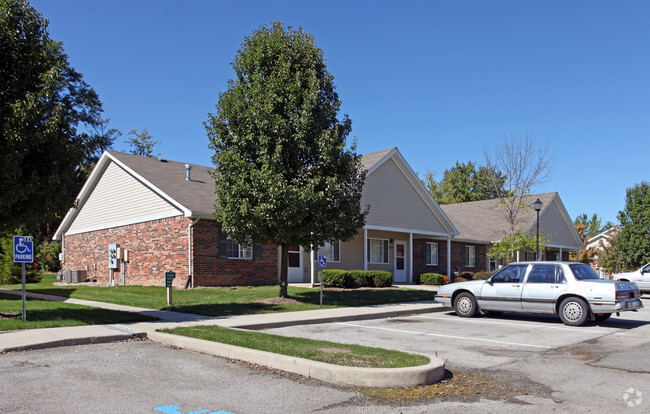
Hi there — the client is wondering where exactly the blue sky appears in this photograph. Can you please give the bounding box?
[31,0,649,226]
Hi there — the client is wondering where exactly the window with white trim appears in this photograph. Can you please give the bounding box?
[368,238,389,264]
[227,239,252,259]
[317,240,340,262]
[525,251,535,262]
[425,242,438,265]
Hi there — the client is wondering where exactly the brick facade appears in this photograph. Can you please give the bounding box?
[62,216,278,287]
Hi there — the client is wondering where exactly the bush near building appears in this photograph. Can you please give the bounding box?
[322,270,392,288]
[420,273,447,285]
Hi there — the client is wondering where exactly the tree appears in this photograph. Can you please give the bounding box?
[206,22,367,298]
[616,181,650,270]
[1,0,111,234]
[487,231,546,263]
[596,232,621,274]
[484,133,554,256]
[423,161,506,204]
[569,222,596,264]
[127,128,160,157]
[574,213,604,240]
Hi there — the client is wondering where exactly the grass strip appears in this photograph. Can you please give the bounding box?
[3,273,435,317]
[0,293,158,331]
[161,325,429,368]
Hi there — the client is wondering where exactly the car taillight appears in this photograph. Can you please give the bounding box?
[616,291,632,300]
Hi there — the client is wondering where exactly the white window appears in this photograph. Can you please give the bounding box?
[368,238,389,264]
[525,251,535,262]
[317,240,340,262]
[425,242,438,266]
[227,240,252,259]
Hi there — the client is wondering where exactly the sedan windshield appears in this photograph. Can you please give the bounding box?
[569,263,600,280]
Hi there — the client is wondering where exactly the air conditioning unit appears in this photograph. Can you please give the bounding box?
[63,270,87,283]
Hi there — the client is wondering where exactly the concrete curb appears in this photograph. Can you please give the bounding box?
[147,331,445,388]
[2,332,145,353]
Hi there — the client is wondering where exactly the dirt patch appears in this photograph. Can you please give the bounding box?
[0,312,20,320]
[252,297,302,305]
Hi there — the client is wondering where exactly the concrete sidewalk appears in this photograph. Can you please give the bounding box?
[0,289,445,353]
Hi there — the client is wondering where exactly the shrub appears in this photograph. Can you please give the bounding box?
[472,271,494,280]
[322,269,392,288]
[322,269,353,288]
[443,275,449,284]
[420,273,447,285]
[37,240,61,272]
[460,272,473,280]
[369,271,392,287]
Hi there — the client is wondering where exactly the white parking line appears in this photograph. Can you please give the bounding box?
[415,315,611,334]
[338,322,552,349]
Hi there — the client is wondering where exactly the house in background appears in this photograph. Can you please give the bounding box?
[587,226,619,278]
[54,148,458,287]
[441,193,584,274]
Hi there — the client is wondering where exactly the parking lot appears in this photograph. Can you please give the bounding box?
[268,296,650,410]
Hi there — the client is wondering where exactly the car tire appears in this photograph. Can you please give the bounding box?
[454,292,478,317]
[594,313,612,323]
[559,297,589,326]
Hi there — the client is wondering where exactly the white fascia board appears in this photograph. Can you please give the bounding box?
[388,149,460,236]
[53,152,113,240]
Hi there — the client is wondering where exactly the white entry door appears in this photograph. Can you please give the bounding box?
[287,246,303,282]
[394,241,407,283]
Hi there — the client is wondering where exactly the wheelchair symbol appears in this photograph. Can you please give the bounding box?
[15,238,31,254]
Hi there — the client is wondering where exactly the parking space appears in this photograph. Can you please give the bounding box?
[267,305,650,370]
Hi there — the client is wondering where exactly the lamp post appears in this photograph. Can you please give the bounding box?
[533,198,543,261]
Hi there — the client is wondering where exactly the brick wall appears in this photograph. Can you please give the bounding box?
[192,220,278,286]
[449,241,488,274]
[413,239,448,282]
[63,216,278,287]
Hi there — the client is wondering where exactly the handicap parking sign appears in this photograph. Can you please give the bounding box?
[13,236,33,263]
[318,255,327,268]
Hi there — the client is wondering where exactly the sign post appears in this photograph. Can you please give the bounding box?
[318,255,327,308]
[165,271,176,305]
[14,236,34,323]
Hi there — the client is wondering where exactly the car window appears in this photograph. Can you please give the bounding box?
[491,264,528,283]
[527,265,554,283]
[568,263,600,280]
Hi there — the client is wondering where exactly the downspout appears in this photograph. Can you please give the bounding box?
[188,218,200,288]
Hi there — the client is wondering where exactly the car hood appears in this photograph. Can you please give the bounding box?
[614,271,637,278]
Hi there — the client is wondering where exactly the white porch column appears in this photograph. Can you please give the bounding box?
[409,232,413,284]
[447,236,451,278]
[516,251,520,262]
[363,227,368,271]
[575,249,579,262]
[310,246,315,287]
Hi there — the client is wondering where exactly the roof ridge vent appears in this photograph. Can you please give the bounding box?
[159,158,168,163]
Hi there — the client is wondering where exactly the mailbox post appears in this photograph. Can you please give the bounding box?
[165,271,176,305]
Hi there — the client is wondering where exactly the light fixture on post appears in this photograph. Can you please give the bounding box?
[533,198,543,261]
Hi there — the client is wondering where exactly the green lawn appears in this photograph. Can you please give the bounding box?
[3,273,435,318]
[0,293,158,331]
[162,325,429,368]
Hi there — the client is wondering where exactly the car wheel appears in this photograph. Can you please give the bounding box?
[594,313,612,322]
[559,297,589,326]
[454,292,478,317]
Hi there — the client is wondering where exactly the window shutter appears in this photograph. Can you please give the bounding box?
[253,243,262,260]
[218,226,228,258]
[423,243,429,265]
[462,246,468,267]
[439,243,445,268]
[475,246,480,269]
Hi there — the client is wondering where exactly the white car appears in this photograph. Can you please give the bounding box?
[612,263,650,293]
[435,261,643,326]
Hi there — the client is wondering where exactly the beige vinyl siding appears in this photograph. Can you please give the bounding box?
[67,162,183,234]
[538,200,578,248]
[362,158,446,233]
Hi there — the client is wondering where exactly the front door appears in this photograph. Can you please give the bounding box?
[394,241,407,283]
[287,246,303,282]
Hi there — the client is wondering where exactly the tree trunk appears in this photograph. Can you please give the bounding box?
[279,243,289,298]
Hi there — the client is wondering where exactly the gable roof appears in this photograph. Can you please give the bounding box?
[55,147,458,240]
[440,192,583,248]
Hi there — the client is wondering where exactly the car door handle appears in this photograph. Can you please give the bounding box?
[512,284,521,287]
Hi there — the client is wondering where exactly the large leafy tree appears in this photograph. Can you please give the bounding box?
[616,181,650,270]
[206,22,367,298]
[424,161,506,205]
[1,0,112,234]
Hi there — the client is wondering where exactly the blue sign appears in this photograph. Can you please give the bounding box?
[13,236,33,263]
[154,405,234,414]
[318,255,327,268]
